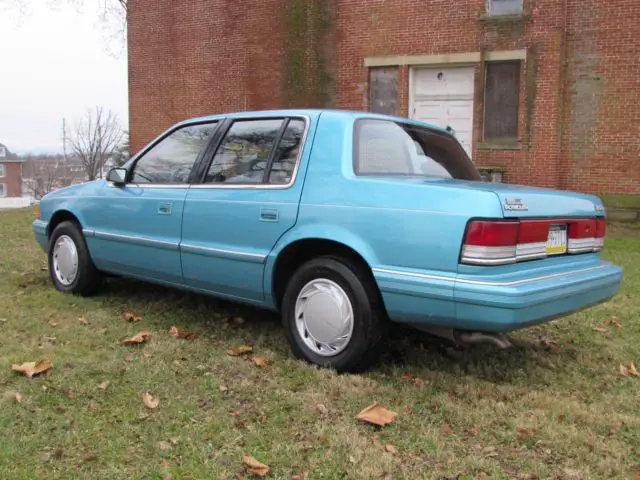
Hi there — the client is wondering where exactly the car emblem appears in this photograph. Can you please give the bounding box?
[504,198,528,211]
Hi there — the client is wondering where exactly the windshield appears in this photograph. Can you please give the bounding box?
[354,118,481,181]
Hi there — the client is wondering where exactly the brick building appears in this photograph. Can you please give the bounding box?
[0,143,23,198]
[127,0,640,194]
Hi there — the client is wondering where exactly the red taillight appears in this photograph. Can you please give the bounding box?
[461,216,606,266]
[464,221,518,246]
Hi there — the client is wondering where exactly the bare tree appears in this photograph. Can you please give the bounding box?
[67,106,124,181]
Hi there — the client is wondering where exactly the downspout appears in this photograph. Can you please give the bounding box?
[557,0,569,190]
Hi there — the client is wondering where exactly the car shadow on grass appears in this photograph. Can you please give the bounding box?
[99,277,575,386]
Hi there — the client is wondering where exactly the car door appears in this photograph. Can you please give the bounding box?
[84,121,219,284]
[180,114,314,302]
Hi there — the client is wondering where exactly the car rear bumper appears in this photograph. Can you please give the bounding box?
[373,260,623,332]
[32,219,48,252]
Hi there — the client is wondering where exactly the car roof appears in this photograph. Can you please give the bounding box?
[178,108,448,134]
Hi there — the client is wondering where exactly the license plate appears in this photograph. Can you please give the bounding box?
[546,225,567,255]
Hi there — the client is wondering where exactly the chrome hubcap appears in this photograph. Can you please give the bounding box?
[52,235,78,286]
[294,279,354,357]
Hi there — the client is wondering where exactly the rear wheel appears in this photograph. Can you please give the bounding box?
[281,256,388,372]
[48,221,103,296]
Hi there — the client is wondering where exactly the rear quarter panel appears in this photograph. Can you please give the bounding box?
[270,111,504,322]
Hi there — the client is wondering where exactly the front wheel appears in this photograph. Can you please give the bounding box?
[281,256,388,372]
[48,221,103,296]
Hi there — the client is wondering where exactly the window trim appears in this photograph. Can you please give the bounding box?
[0,163,5,178]
[482,60,521,142]
[0,182,5,197]
[487,0,523,16]
[192,115,311,190]
[114,120,221,188]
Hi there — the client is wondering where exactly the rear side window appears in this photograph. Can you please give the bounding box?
[354,119,481,181]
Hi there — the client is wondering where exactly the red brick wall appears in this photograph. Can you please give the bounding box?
[1,162,22,197]
[128,0,640,194]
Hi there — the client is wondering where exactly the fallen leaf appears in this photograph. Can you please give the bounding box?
[413,378,426,386]
[97,328,108,334]
[620,362,639,377]
[517,427,538,439]
[384,444,397,454]
[14,392,22,403]
[122,331,151,345]
[605,318,623,328]
[99,381,110,392]
[124,312,142,322]
[169,436,180,445]
[78,317,89,325]
[48,320,59,327]
[441,424,453,435]
[356,402,397,426]
[253,357,268,368]
[227,345,253,356]
[142,392,159,409]
[12,359,53,378]
[242,454,269,477]
[233,316,245,325]
[219,385,228,393]
[169,326,199,340]
[231,411,241,417]
[593,326,608,333]
[123,354,134,363]
[349,455,356,464]
[541,339,562,352]
[316,403,329,416]
[83,454,98,463]
[466,428,480,436]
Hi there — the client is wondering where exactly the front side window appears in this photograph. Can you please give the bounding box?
[488,0,523,15]
[205,119,284,184]
[354,119,481,181]
[0,164,5,177]
[132,122,217,184]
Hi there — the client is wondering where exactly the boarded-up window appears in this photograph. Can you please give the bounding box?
[369,67,398,116]
[483,61,520,140]
[488,0,523,16]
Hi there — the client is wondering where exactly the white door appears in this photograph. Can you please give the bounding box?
[411,67,475,159]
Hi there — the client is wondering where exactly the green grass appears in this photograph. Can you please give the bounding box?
[600,194,640,209]
[1,208,639,479]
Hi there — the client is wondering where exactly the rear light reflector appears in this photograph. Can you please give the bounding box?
[461,216,607,265]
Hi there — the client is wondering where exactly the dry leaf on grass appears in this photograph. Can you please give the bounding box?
[242,455,270,477]
[14,392,22,403]
[619,362,639,377]
[384,444,397,454]
[169,326,199,340]
[253,356,268,368]
[227,345,253,356]
[517,427,538,439]
[593,326,608,333]
[466,428,480,437]
[124,312,142,322]
[48,320,59,327]
[99,381,110,392]
[12,359,53,378]
[606,318,623,328]
[316,403,329,416]
[219,385,228,393]
[142,392,159,409]
[441,424,453,435]
[356,402,397,426]
[78,317,89,325]
[122,331,151,345]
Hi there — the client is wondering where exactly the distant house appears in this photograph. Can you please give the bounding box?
[0,143,24,198]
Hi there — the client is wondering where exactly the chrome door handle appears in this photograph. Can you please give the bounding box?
[260,208,279,222]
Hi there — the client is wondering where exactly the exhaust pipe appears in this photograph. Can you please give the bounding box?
[412,325,513,349]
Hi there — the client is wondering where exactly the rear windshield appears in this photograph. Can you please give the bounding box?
[354,118,481,181]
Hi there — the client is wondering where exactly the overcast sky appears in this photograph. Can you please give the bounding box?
[0,3,128,154]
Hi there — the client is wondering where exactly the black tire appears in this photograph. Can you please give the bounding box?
[48,221,103,296]
[281,255,389,372]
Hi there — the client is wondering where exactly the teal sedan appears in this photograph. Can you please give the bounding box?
[32,109,623,371]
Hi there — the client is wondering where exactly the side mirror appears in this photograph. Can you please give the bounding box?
[106,167,128,186]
